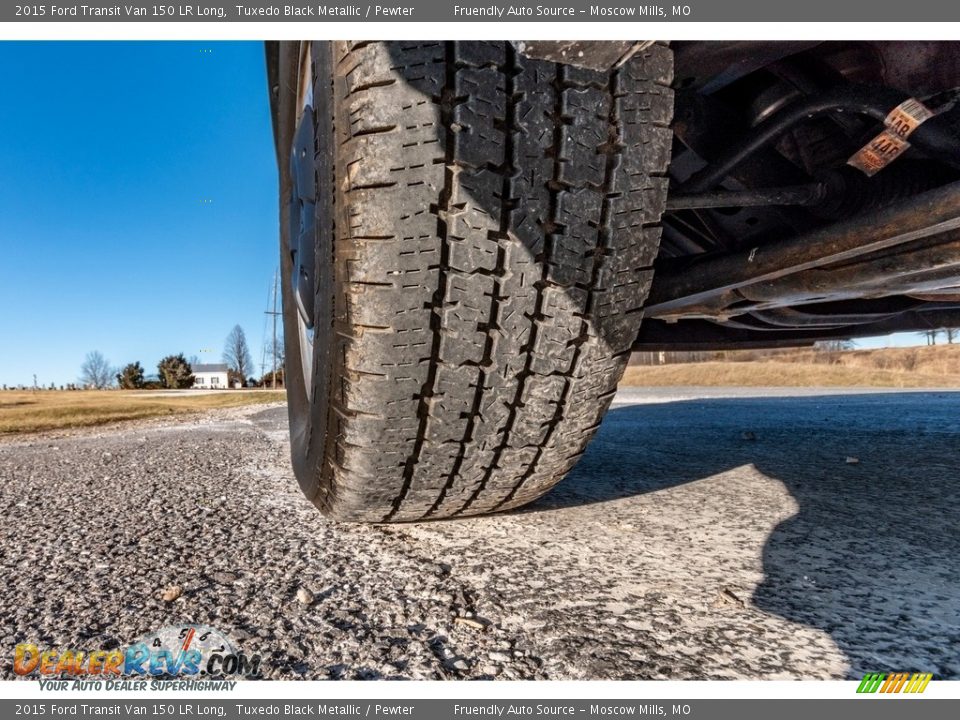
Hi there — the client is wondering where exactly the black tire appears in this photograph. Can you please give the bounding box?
[278,41,673,521]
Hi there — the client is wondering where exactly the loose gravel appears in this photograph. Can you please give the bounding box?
[1,388,958,680]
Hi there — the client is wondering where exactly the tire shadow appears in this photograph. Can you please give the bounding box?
[524,390,960,679]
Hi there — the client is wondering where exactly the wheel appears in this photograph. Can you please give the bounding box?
[276,41,673,521]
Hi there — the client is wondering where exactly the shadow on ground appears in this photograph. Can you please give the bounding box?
[523,391,960,678]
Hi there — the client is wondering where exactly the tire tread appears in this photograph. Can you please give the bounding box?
[311,41,672,521]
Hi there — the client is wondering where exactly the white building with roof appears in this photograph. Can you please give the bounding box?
[193,363,229,389]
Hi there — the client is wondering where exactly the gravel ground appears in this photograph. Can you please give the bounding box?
[1,387,958,680]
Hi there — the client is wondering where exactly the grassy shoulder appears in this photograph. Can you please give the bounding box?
[621,360,960,388]
[0,390,287,435]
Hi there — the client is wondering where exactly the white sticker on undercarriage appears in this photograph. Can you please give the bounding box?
[848,98,935,176]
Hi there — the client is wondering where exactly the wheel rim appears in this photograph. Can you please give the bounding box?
[297,312,314,400]
[291,44,315,402]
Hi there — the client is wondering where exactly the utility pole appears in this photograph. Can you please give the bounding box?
[264,268,281,390]
[272,270,278,389]
[259,342,267,382]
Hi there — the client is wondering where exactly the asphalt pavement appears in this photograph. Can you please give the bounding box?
[1,387,958,680]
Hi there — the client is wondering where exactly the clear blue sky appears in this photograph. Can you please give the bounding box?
[0,42,279,387]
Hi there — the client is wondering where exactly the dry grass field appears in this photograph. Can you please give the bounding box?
[0,390,286,435]
[622,344,960,388]
[4,346,958,434]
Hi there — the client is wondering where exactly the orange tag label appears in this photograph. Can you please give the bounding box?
[848,130,910,176]
[848,98,934,176]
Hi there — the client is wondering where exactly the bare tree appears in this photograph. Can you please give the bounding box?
[945,327,957,344]
[223,325,253,382]
[925,329,939,346]
[812,339,853,364]
[268,334,285,368]
[79,351,114,389]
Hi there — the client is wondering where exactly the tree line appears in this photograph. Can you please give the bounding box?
[69,325,282,390]
[79,351,198,390]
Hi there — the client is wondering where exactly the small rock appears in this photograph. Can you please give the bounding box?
[161,585,182,603]
[296,587,315,605]
[453,616,486,631]
[451,659,469,671]
[712,587,745,608]
[488,651,512,663]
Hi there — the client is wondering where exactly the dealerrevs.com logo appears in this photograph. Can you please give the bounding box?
[14,624,261,680]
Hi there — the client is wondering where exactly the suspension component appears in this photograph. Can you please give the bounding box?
[682,85,960,193]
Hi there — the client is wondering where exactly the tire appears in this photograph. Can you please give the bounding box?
[278,41,673,521]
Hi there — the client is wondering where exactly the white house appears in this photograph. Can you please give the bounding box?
[193,363,229,389]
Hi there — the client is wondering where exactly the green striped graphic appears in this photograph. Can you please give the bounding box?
[857,673,886,693]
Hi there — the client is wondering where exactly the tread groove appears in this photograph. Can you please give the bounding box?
[493,67,623,511]
[423,44,519,519]
[453,59,565,517]
[384,41,458,522]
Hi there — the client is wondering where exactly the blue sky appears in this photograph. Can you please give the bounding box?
[0,42,278,387]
